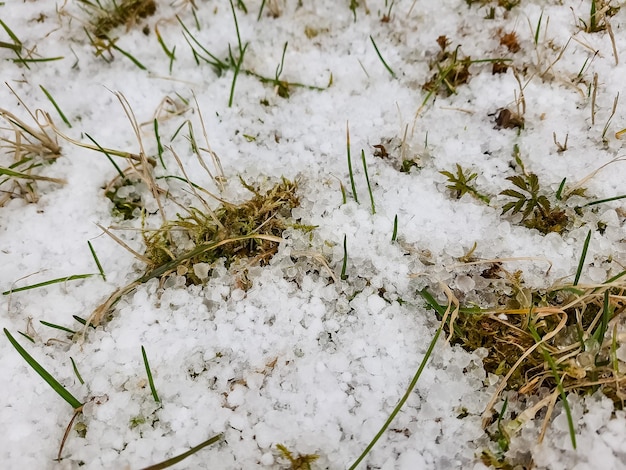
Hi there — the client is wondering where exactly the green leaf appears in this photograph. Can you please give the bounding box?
[4,329,83,409]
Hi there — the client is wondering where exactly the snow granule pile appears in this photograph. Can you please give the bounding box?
[1,1,626,469]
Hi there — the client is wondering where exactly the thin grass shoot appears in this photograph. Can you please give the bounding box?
[141,345,160,403]
[88,241,106,281]
[4,328,83,409]
[39,85,72,128]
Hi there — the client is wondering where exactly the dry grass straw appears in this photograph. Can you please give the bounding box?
[0,84,65,206]
[439,271,626,441]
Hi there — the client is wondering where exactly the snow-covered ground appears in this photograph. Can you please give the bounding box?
[2,0,626,468]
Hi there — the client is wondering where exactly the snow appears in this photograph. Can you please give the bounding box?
[1,0,626,468]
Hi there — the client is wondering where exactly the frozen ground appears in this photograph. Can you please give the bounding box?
[1,0,626,468]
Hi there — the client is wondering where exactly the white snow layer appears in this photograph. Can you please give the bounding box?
[1,0,626,469]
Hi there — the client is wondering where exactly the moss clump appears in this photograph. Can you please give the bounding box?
[143,178,299,285]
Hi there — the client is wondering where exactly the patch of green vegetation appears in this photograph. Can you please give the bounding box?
[104,177,146,219]
[422,255,626,454]
[578,0,620,33]
[500,172,568,234]
[79,0,157,38]
[440,164,491,204]
[0,87,64,206]
[465,0,520,11]
[276,444,319,470]
[142,178,299,285]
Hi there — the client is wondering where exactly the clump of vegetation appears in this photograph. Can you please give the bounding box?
[500,172,568,234]
[143,177,299,285]
[79,0,157,38]
[104,176,147,219]
[423,261,626,458]
[465,0,520,11]
[578,0,620,33]
[0,90,64,206]
[423,36,472,97]
[440,164,491,204]
[276,443,319,470]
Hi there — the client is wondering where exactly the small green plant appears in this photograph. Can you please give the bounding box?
[500,172,568,234]
[440,164,491,204]
[578,0,620,33]
[421,37,509,110]
[276,444,319,470]
[78,0,157,38]
[141,346,160,403]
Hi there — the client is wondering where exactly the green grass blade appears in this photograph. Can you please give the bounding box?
[84,133,125,178]
[18,331,35,343]
[604,270,626,284]
[573,230,591,286]
[70,357,85,385]
[534,10,543,45]
[40,320,76,335]
[3,274,94,295]
[228,42,248,107]
[153,119,166,169]
[592,290,611,345]
[346,124,359,203]
[555,178,566,200]
[361,149,375,214]
[39,85,72,128]
[0,19,22,50]
[4,328,83,409]
[584,194,626,207]
[348,289,445,469]
[141,346,160,403]
[528,323,576,449]
[88,241,106,281]
[341,234,348,281]
[369,35,397,79]
[140,434,222,470]
[391,214,398,242]
[111,42,147,70]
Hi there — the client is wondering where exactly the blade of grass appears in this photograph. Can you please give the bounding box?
[360,149,375,214]
[70,357,85,385]
[369,35,397,79]
[83,133,125,178]
[391,214,398,242]
[346,123,359,203]
[592,290,611,345]
[573,230,591,286]
[140,434,222,470]
[4,328,83,409]
[18,331,35,343]
[141,345,160,403]
[341,234,348,281]
[227,0,248,107]
[88,241,106,281]
[583,194,626,207]
[3,274,94,295]
[153,119,166,169]
[39,85,71,128]
[40,320,77,335]
[528,323,576,449]
[73,315,96,328]
[555,177,566,200]
[111,41,147,70]
[348,288,446,469]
